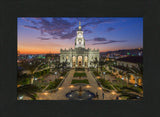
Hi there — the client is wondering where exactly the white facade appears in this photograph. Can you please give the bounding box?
[60,22,99,68]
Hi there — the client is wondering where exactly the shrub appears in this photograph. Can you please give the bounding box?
[46,79,62,90]
[97,79,113,90]
[93,71,100,76]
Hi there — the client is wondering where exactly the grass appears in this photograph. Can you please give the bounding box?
[46,79,62,90]
[75,68,85,71]
[73,72,87,77]
[71,79,89,84]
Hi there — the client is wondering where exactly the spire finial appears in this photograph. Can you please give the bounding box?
[78,21,81,30]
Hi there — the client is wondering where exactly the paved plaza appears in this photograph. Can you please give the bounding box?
[36,69,117,100]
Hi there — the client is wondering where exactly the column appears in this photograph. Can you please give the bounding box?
[82,56,84,67]
[76,56,78,67]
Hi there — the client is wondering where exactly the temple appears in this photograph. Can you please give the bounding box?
[60,21,99,68]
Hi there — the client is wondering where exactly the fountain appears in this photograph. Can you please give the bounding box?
[66,85,96,100]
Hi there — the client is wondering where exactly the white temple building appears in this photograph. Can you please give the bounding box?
[60,21,99,68]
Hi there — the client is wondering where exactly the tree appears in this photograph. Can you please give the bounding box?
[19,59,43,84]
[129,64,143,78]
[61,60,69,73]
[17,84,39,100]
[99,59,106,77]
[126,73,131,86]
[92,57,99,74]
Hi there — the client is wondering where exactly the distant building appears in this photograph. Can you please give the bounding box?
[107,56,143,86]
[60,22,99,68]
[116,56,143,68]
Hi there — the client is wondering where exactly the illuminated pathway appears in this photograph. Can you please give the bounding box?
[37,69,116,100]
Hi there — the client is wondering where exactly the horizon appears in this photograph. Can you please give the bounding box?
[18,17,143,54]
[18,48,143,55]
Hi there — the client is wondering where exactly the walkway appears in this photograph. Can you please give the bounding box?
[36,69,116,100]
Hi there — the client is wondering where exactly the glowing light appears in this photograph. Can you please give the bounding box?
[98,87,102,90]
[97,76,101,79]
[111,91,116,95]
[19,96,23,100]
[43,92,48,95]
[58,87,63,90]
[60,76,64,79]
[17,85,21,87]
[69,85,74,88]
[86,85,90,88]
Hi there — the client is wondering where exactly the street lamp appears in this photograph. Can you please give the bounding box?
[103,72,105,79]
[55,72,57,79]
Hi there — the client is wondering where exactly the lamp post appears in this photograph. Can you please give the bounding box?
[103,72,106,79]
[55,72,57,79]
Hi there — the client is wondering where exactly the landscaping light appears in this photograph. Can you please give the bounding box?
[98,87,102,90]
[111,91,116,95]
[135,84,137,87]
[97,76,100,79]
[34,78,38,80]
[86,85,90,88]
[60,76,64,79]
[58,87,63,90]
[70,85,74,88]
[43,92,48,95]
[122,78,124,80]
[19,95,23,100]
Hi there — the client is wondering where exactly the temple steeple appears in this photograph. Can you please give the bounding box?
[78,21,82,31]
[75,21,85,48]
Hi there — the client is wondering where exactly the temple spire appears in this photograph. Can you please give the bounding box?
[78,21,81,30]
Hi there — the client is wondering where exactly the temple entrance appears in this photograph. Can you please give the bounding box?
[84,56,88,67]
[78,56,82,67]
[72,56,76,67]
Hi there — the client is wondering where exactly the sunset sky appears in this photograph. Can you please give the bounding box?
[18,17,143,54]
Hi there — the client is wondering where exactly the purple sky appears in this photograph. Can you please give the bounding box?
[18,17,143,54]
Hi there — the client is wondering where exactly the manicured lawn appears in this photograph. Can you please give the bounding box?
[71,79,89,84]
[75,68,85,71]
[73,72,87,77]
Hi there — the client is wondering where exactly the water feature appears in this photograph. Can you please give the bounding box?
[66,85,96,100]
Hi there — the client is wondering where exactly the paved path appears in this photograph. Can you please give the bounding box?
[37,69,76,100]
[36,69,116,100]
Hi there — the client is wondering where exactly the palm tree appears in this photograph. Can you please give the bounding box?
[126,73,131,86]
[99,59,106,77]
[19,59,43,84]
[17,84,39,100]
[92,57,99,74]
[54,61,61,77]
[129,64,143,78]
